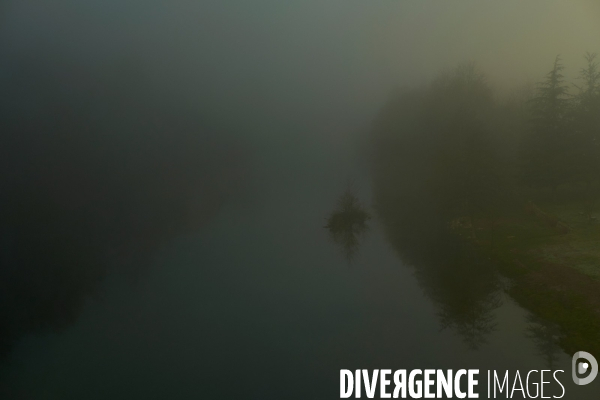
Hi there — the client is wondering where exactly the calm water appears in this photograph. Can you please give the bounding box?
[1,160,599,399]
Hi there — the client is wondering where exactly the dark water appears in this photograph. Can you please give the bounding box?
[1,157,599,399]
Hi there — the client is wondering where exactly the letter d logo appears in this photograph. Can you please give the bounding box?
[572,351,598,385]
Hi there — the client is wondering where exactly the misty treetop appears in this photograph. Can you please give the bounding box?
[371,53,600,227]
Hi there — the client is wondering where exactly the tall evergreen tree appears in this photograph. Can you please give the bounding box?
[573,53,600,185]
[570,52,600,215]
[520,56,572,190]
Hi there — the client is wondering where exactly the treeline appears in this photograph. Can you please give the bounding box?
[370,63,501,238]
[370,53,600,229]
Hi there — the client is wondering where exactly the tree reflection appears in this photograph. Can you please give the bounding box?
[325,190,371,263]
[434,254,502,350]
[380,214,502,349]
[526,315,564,369]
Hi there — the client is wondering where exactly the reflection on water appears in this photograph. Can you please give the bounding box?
[325,189,371,263]
[324,181,504,350]
[527,315,564,369]
[375,207,503,350]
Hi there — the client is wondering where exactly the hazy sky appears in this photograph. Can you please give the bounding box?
[2,1,599,150]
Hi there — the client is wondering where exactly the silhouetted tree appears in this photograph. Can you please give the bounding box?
[570,53,600,214]
[428,65,499,220]
[520,56,572,191]
[370,64,502,232]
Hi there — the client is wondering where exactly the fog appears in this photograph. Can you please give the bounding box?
[1,1,600,398]
[4,1,600,151]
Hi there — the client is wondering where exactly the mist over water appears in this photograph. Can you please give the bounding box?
[1,1,600,399]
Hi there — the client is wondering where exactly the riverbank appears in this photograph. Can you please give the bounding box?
[453,200,600,356]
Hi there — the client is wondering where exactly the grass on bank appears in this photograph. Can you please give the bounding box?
[451,198,600,355]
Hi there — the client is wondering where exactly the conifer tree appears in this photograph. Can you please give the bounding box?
[573,53,600,184]
[521,56,572,190]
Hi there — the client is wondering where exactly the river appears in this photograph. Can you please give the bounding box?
[1,151,599,399]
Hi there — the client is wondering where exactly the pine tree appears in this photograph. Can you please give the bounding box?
[521,56,572,190]
[573,52,600,183]
[572,53,600,215]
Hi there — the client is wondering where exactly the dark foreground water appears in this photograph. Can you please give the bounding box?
[1,162,599,400]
